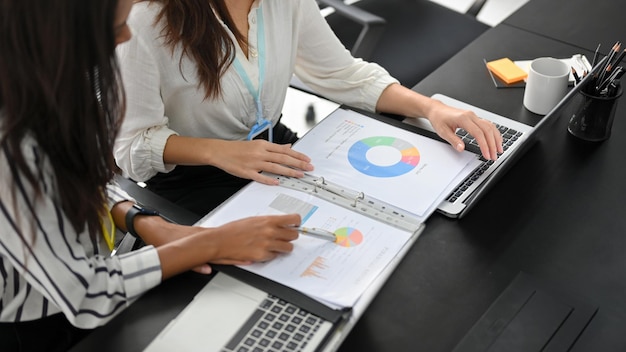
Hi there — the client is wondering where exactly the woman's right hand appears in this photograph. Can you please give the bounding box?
[164,136,314,185]
[203,213,301,265]
[157,214,301,279]
[214,140,314,185]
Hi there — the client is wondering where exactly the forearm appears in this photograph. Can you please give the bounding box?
[111,200,188,246]
[112,200,214,280]
[375,83,442,119]
[163,134,226,166]
[163,135,313,185]
[375,83,502,160]
[155,233,220,279]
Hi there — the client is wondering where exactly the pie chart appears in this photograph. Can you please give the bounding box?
[334,227,363,247]
[348,136,420,177]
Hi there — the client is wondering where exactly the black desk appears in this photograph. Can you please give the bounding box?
[339,24,626,352]
[504,0,626,54]
[73,17,626,352]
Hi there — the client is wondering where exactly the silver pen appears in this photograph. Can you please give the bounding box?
[293,226,337,242]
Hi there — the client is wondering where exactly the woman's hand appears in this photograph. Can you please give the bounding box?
[155,214,301,280]
[164,136,314,185]
[427,99,504,160]
[124,202,301,276]
[376,83,503,160]
[214,140,314,185]
[203,214,301,265]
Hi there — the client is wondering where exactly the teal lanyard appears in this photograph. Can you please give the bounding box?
[232,6,272,142]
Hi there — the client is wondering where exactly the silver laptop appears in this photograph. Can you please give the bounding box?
[403,94,538,218]
[401,57,605,218]
[144,271,338,352]
[144,223,421,352]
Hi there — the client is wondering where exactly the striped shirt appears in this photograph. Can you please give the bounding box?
[0,135,162,329]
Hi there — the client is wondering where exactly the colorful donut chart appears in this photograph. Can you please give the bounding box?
[347,136,420,177]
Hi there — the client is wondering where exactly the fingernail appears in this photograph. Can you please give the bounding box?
[201,266,212,274]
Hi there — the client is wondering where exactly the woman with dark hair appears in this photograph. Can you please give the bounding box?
[115,0,503,216]
[0,0,299,350]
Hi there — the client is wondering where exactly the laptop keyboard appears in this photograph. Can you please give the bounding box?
[222,294,325,352]
[445,123,523,203]
[456,124,522,156]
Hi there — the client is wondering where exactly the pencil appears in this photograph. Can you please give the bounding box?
[597,66,623,94]
[571,67,581,84]
[598,42,621,84]
[611,49,626,69]
[592,43,601,67]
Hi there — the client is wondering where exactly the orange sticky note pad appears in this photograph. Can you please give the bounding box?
[486,58,528,84]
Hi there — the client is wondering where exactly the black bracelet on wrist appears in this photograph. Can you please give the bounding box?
[125,203,159,238]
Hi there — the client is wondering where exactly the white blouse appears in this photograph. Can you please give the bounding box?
[114,0,398,182]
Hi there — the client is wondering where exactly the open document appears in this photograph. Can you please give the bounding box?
[197,107,478,309]
[292,107,479,220]
[198,183,414,309]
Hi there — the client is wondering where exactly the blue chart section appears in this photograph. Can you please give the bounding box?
[347,136,420,177]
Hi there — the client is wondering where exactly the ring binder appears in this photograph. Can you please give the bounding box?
[313,176,325,193]
[352,192,364,208]
[276,174,422,233]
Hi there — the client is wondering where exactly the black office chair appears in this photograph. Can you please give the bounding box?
[319,0,491,88]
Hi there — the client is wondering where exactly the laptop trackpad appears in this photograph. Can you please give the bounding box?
[145,273,266,351]
[453,272,596,352]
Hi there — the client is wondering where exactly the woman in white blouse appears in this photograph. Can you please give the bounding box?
[115,0,503,216]
[0,0,299,350]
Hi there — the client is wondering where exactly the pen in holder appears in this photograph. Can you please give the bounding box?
[567,83,623,142]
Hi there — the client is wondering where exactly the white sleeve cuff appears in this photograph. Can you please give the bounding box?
[148,128,178,174]
[118,245,162,300]
[360,71,400,112]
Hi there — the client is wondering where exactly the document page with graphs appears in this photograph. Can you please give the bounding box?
[293,106,479,220]
[199,183,412,309]
[197,107,478,309]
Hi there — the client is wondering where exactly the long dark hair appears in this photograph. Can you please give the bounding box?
[149,0,246,99]
[0,0,125,236]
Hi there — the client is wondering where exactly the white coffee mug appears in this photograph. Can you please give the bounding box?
[523,57,570,115]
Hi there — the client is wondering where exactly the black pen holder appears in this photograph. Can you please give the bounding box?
[567,86,623,142]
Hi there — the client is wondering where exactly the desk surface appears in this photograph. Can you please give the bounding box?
[339,24,626,352]
[504,0,626,54]
[73,17,626,352]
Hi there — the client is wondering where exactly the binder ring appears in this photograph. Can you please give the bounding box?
[313,177,325,193]
[352,192,365,207]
